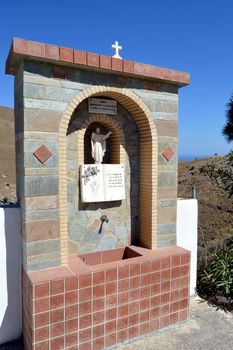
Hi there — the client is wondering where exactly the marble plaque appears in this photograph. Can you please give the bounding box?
[88,98,117,115]
[80,164,125,202]
[104,165,125,201]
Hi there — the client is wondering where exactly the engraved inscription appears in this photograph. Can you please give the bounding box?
[80,164,125,202]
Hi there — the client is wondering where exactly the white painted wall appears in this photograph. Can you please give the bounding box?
[177,198,198,295]
[0,207,22,345]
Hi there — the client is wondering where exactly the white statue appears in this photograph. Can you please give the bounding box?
[91,127,112,164]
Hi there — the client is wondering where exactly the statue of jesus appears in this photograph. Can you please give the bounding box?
[91,127,112,164]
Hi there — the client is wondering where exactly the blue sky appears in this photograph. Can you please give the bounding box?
[1,0,233,157]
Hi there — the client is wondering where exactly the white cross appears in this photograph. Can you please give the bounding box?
[111,41,122,59]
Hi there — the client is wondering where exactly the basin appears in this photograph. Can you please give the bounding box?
[78,246,141,265]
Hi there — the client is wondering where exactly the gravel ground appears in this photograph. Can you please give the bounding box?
[1,296,233,350]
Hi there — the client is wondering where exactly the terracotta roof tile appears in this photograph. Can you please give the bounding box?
[6,37,190,86]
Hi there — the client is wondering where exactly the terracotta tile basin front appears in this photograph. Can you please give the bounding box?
[78,246,141,266]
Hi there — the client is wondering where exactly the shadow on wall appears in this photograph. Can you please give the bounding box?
[0,206,22,345]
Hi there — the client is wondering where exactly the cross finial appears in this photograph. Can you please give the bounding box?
[111,41,122,59]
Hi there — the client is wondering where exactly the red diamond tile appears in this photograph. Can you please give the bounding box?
[33,144,52,164]
[162,147,174,161]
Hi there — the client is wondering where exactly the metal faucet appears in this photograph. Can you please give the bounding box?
[100,215,109,223]
[98,215,109,234]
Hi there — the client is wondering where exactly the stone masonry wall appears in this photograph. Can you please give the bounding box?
[17,60,178,271]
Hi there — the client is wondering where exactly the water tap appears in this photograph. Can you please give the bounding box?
[98,215,109,234]
[100,215,109,223]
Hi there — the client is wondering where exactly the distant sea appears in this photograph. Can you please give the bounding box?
[179,154,211,161]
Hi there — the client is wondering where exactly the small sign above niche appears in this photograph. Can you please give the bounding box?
[88,98,117,115]
[80,164,125,202]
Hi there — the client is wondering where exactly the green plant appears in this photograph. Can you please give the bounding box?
[216,168,233,198]
[226,150,233,166]
[197,237,233,305]
[200,251,233,296]
[198,153,233,197]
[199,163,217,178]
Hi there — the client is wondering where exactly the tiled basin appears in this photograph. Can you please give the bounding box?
[24,245,190,350]
[79,246,142,266]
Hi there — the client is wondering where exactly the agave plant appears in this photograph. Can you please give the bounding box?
[199,163,217,178]
[216,168,233,198]
[226,150,233,166]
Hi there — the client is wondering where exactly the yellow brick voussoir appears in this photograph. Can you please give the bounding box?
[83,89,92,99]
[67,101,77,111]
[91,85,99,92]
[72,96,82,105]
[59,119,69,128]
[126,90,141,103]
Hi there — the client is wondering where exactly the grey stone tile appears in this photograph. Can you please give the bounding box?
[24,98,67,111]
[26,239,60,256]
[24,175,59,196]
[157,222,176,235]
[27,259,60,272]
[158,172,178,188]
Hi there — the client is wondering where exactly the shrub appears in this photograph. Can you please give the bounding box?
[199,163,217,177]
[197,237,233,309]
[198,152,233,197]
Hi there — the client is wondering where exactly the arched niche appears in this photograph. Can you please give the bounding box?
[59,86,158,265]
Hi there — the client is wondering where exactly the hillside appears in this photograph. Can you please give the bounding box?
[0,106,16,204]
[178,155,233,267]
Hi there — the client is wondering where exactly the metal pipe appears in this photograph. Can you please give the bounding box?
[192,186,197,199]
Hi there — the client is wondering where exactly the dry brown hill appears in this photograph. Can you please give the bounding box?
[178,156,233,267]
[0,106,16,203]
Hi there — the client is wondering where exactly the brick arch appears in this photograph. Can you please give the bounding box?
[77,114,125,164]
[59,86,158,265]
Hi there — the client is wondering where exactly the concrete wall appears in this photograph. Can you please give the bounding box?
[0,207,22,345]
[177,199,198,295]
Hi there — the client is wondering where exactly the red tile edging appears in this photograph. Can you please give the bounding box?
[6,38,190,86]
